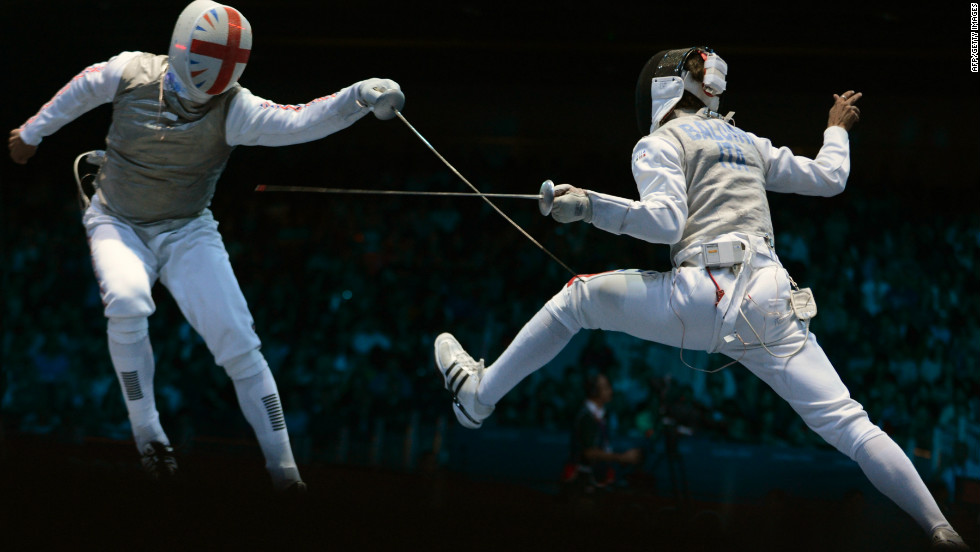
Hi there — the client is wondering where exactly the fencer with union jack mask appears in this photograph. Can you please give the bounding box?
[8,0,404,491]
[434,47,968,548]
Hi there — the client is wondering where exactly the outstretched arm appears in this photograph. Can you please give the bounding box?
[759,90,863,196]
[549,134,688,245]
[224,78,403,147]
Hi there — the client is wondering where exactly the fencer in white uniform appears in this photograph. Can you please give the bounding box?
[9,0,404,492]
[433,47,968,549]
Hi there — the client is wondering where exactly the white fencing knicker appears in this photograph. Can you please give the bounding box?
[543,232,883,459]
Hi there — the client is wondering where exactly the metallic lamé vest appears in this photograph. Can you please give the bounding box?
[95,53,239,226]
[656,113,775,259]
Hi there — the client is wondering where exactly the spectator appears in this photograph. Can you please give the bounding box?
[562,371,642,495]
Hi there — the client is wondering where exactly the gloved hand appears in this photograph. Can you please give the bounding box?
[357,78,405,120]
[550,184,593,223]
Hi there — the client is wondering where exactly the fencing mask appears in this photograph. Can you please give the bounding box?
[635,46,727,135]
[167,0,253,104]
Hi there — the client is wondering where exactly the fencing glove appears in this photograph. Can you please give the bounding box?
[357,78,405,120]
[551,184,593,223]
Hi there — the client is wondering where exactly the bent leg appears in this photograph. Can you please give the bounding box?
[106,319,170,451]
[155,215,261,369]
[86,210,168,452]
[226,352,301,490]
[733,333,882,458]
[478,269,717,405]
[477,307,577,406]
[157,214,300,489]
[855,433,952,533]
[730,321,950,533]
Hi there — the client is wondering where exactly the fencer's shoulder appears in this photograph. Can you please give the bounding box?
[112,53,170,91]
[736,126,778,152]
[113,52,168,74]
[632,132,683,167]
[648,116,699,145]
[230,86,259,101]
[110,50,150,60]
[97,51,147,71]
[635,125,684,152]
[109,51,158,64]
[225,86,263,110]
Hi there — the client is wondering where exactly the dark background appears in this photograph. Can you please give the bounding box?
[1,1,978,550]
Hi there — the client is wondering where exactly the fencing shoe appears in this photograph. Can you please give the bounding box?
[140,441,178,481]
[931,526,970,550]
[275,480,308,501]
[283,481,308,494]
[434,333,493,429]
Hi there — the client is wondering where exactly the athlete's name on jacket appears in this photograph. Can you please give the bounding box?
[677,119,751,145]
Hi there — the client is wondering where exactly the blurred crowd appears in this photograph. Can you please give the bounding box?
[2,143,978,501]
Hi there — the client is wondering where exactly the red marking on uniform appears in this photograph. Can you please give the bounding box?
[258,94,338,111]
[566,271,613,287]
[191,70,206,77]
[23,64,106,128]
[174,43,187,50]
[190,7,250,94]
[203,12,214,27]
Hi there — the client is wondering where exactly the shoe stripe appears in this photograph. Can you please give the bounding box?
[439,344,483,427]
[447,365,464,390]
[444,361,458,378]
[453,373,469,396]
[454,402,481,427]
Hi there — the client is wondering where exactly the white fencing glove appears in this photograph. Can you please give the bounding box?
[550,184,593,223]
[357,78,405,120]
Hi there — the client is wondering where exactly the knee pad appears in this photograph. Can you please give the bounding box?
[223,349,268,381]
[107,317,149,345]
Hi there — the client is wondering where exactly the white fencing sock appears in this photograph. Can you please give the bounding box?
[477,307,578,406]
[107,325,169,452]
[854,433,950,533]
[229,359,301,490]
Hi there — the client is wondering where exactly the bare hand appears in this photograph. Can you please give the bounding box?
[827,90,862,131]
[8,129,37,164]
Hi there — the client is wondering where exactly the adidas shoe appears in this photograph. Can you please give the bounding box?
[140,441,178,481]
[434,333,493,429]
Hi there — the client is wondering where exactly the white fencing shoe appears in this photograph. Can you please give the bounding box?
[434,333,494,429]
